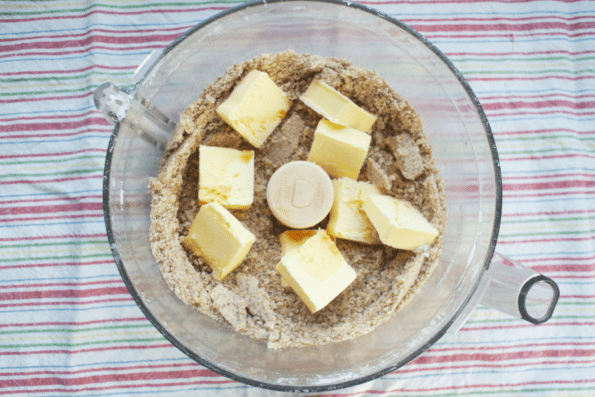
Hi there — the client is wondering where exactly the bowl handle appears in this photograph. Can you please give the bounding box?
[94,82,175,150]
[448,251,560,334]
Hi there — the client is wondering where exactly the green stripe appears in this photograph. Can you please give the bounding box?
[0,155,106,167]
[2,1,243,16]
[0,324,152,335]
[0,241,107,250]
[0,168,102,179]
[454,55,595,63]
[499,229,595,238]
[462,69,595,76]
[502,216,595,223]
[0,337,165,349]
[0,254,112,263]
[0,83,135,98]
[499,147,595,155]
[0,71,131,84]
[497,135,595,142]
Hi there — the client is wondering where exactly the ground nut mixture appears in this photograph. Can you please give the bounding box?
[149,50,447,349]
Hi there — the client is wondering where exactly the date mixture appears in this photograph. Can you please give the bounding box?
[149,50,447,349]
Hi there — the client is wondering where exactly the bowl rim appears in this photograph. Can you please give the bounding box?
[102,0,503,391]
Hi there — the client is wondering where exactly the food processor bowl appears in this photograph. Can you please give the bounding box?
[96,0,559,391]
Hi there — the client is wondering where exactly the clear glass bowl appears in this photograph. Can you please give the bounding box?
[103,0,503,391]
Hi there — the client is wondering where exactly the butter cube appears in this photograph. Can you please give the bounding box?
[183,202,255,280]
[300,80,377,133]
[276,230,356,313]
[280,230,318,256]
[216,70,290,148]
[307,119,371,179]
[279,230,320,287]
[362,194,439,251]
[328,178,381,244]
[199,145,254,209]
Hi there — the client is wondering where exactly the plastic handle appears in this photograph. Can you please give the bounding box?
[94,82,175,150]
[481,251,559,324]
[448,250,559,334]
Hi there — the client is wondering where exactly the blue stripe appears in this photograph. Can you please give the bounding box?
[474,88,595,96]
[0,51,153,64]
[0,275,119,284]
[0,135,109,145]
[0,188,99,199]
[0,106,96,118]
[0,304,137,314]
[1,357,188,371]
[0,220,106,228]
[502,167,595,175]
[503,196,595,204]
[0,20,208,37]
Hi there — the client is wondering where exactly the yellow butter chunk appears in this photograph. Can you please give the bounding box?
[276,230,357,313]
[307,119,371,179]
[279,230,318,287]
[362,194,439,251]
[300,80,377,133]
[199,145,254,209]
[216,70,290,148]
[184,202,255,280]
[328,178,381,244]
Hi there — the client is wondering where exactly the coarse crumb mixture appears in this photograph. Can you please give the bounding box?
[149,50,447,349]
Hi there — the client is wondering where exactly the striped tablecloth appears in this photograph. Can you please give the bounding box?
[1,0,594,395]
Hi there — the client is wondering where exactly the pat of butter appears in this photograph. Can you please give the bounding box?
[183,202,255,280]
[276,230,356,313]
[307,119,371,180]
[362,194,439,251]
[216,70,290,148]
[199,145,254,209]
[279,230,318,287]
[328,178,381,244]
[300,80,377,133]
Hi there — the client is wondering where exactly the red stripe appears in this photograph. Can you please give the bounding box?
[447,49,595,57]
[429,341,595,353]
[498,235,595,244]
[0,64,135,76]
[0,286,128,301]
[0,44,162,60]
[0,317,146,328]
[0,202,102,216]
[0,27,192,44]
[0,6,230,24]
[0,260,114,271]
[0,379,234,396]
[0,34,180,54]
[0,213,103,223]
[0,297,132,309]
[461,321,595,332]
[413,21,595,32]
[0,195,103,206]
[0,233,106,242]
[483,100,595,111]
[0,174,102,186]
[503,179,595,191]
[0,343,172,356]
[1,362,207,378]
[0,91,93,104]
[505,173,595,181]
[0,280,121,290]
[0,368,217,389]
[0,110,100,124]
[503,208,595,217]
[504,153,595,161]
[0,148,105,160]
[0,125,110,137]
[496,127,593,136]
[467,75,595,82]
